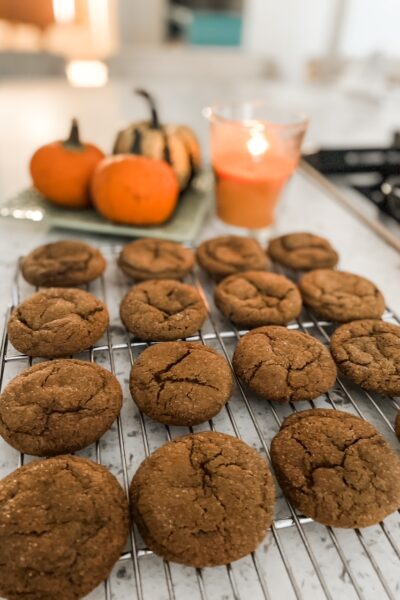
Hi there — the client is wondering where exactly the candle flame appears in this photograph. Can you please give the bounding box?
[246,130,270,157]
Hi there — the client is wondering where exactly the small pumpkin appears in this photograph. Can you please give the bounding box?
[30,119,104,209]
[113,89,201,191]
[91,154,179,226]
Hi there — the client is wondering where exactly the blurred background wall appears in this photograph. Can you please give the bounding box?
[0,0,399,87]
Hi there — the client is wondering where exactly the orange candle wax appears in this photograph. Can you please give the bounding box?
[214,151,297,229]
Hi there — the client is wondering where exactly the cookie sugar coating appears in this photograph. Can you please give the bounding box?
[299,269,385,322]
[130,431,275,567]
[271,409,400,528]
[21,240,106,287]
[233,325,337,402]
[8,287,109,357]
[118,238,194,281]
[215,271,302,328]
[268,232,338,271]
[0,359,122,456]
[330,319,400,395]
[120,279,207,341]
[0,455,128,600]
[130,342,232,425]
[196,235,269,280]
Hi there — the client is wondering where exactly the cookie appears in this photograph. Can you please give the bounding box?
[8,287,109,357]
[120,279,207,341]
[130,342,232,425]
[196,235,269,280]
[118,238,194,281]
[233,325,337,402]
[0,359,122,456]
[0,455,128,600]
[214,271,302,328]
[299,269,385,322]
[130,431,275,567]
[268,232,338,271]
[271,409,400,528]
[21,240,106,287]
[395,412,400,442]
[330,319,400,395]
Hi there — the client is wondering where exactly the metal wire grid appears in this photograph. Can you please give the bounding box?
[0,245,400,600]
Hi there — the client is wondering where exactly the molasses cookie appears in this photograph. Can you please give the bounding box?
[233,325,337,402]
[21,240,106,287]
[0,455,128,600]
[130,342,232,425]
[299,269,385,322]
[271,409,400,528]
[215,271,302,328]
[330,319,400,395]
[130,431,275,567]
[395,412,400,442]
[118,238,194,281]
[8,287,109,357]
[120,279,207,341]
[268,232,339,271]
[0,359,122,456]
[196,235,269,280]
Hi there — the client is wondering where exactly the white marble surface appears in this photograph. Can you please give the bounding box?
[0,79,400,600]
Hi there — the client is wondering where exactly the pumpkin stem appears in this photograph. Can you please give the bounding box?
[135,89,161,129]
[64,118,82,149]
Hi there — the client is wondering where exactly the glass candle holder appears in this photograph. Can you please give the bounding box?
[203,101,308,230]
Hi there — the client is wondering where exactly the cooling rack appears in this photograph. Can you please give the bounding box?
[0,245,399,600]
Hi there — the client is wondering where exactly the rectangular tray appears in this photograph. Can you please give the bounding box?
[0,172,213,243]
[1,245,400,600]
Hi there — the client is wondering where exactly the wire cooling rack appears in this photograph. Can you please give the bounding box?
[0,245,400,600]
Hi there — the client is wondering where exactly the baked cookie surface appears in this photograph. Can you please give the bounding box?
[130,341,232,425]
[299,269,385,322]
[120,279,207,341]
[214,271,302,328]
[130,431,275,567]
[330,319,400,395]
[0,359,122,456]
[196,235,269,280]
[8,287,109,357]
[118,238,194,281]
[268,232,338,271]
[233,325,337,401]
[21,240,106,287]
[0,455,128,600]
[271,409,400,528]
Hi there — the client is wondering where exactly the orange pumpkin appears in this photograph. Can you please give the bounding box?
[30,119,104,209]
[91,155,179,226]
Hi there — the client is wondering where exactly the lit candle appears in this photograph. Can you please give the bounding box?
[205,106,307,229]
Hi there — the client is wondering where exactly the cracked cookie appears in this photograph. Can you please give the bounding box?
[330,319,400,395]
[8,287,109,357]
[268,232,339,271]
[233,325,337,402]
[271,409,400,528]
[120,279,207,341]
[395,413,400,442]
[0,359,122,456]
[215,271,302,328]
[118,238,194,281]
[130,431,275,567]
[0,455,128,600]
[21,240,106,287]
[299,269,385,322]
[130,342,232,425]
[196,235,269,280]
